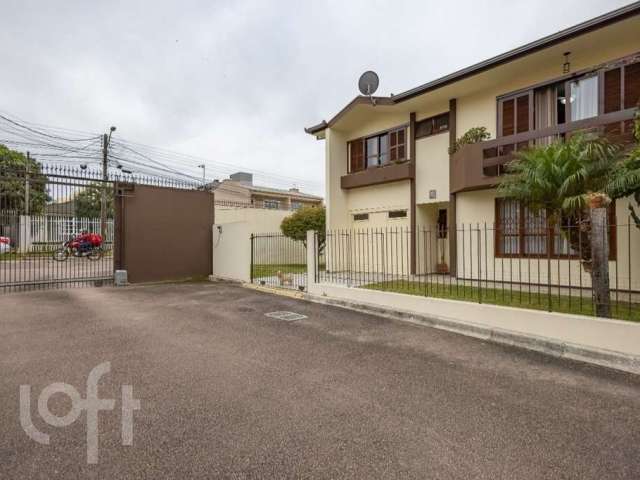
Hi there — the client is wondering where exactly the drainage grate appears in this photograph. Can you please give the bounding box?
[264,311,307,322]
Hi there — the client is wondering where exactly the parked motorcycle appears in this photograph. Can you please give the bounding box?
[52,231,104,261]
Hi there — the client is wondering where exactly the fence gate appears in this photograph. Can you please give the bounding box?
[250,233,308,291]
[0,166,115,293]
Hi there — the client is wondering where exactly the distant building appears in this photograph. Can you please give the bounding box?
[210,172,322,211]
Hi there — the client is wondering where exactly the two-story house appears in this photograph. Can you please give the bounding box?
[306,3,640,286]
[211,172,323,210]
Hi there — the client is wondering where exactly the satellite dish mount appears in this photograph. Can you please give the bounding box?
[358,71,379,106]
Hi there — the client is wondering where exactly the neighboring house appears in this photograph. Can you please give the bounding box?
[211,172,323,233]
[211,172,322,211]
[45,198,75,216]
[306,4,640,284]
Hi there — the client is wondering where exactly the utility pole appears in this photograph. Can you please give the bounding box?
[100,134,108,238]
[25,151,31,215]
[101,126,116,238]
[198,164,206,187]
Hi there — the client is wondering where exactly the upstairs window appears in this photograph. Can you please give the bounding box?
[415,113,449,139]
[569,75,598,121]
[366,133,389,168]
[348,127,406,173]
[291,201,302,210]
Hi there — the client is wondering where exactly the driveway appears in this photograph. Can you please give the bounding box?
[1,282,639,479]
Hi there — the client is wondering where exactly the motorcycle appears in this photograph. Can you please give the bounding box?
[52,232,104,262]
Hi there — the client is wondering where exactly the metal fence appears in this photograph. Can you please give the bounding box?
[318,221,640,321]
[1,163,203,293]
[250,233,307,291]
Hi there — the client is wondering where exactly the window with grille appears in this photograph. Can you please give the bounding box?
[388,210,407,219]
[495,198,616,258]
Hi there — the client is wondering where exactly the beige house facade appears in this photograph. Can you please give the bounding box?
[306,4,640,291]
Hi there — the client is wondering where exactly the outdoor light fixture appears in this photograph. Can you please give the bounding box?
[562,51,571,74]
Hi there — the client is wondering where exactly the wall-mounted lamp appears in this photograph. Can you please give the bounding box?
[562,52,571,74]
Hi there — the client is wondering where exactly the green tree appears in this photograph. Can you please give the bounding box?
[75,183,114,219]
[498,134,622,317]
[606,111,640,228]
[280,205,326,252]
[0,144,49,214]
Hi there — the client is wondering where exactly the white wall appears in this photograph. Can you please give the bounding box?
[215,207,293,234]
[212,222,251,282]
[415,133,449,204]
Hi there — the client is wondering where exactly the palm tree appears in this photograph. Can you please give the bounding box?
[606,110,640,228]
[498,133,621,318]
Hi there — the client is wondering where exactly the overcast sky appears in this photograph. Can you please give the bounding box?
[0,0,631,195]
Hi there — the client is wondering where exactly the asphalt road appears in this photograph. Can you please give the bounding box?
[1,282,639,479]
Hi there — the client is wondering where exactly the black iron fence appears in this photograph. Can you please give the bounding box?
[250,233,308,291]
[318,220,640,321]
[1,163,203,293]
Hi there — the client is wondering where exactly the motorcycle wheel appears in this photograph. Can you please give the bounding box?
[87,248,103,261]
[52,248,69,262]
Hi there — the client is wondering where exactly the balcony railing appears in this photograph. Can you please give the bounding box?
[450,108,638,193]
[341,160,414,189]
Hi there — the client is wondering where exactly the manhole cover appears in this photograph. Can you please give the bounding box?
[264,311,307,322]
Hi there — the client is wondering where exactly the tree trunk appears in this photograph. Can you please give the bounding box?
[590,206,610,318]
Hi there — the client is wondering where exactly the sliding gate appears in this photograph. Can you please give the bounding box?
[0,166,115,293]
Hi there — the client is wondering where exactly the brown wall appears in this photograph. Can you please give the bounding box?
[114,184,214,283]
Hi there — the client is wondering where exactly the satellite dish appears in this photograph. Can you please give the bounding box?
[358,71,379,96]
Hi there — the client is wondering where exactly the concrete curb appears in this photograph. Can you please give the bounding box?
[243,283,640,375]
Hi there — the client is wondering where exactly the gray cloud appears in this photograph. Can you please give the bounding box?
[0,0,629,194]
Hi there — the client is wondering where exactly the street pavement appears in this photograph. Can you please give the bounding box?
[1,282,639,479]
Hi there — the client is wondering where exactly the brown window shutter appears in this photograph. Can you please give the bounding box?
[398,128,405,145]
[516,95,529,133]
[349,139,364,172]
[604,67,622,113]
[502,99,515,136]
[389,131,397,162]
[624,62,640,109]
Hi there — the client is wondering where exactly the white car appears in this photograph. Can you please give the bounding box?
[0,236,10,254]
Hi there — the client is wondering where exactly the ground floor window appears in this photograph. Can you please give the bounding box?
[495,198,616,258]
[388,210,407,219]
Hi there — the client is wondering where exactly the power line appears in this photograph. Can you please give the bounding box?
[0,110,322,194]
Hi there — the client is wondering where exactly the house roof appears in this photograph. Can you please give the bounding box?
[248,184,323,201]
[305,2,640,135]
[211,179,323,201]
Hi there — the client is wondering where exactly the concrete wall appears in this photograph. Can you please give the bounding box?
[211,222,251,282]
[306,281,640,371]
[215,207,292,234]
[415,132,449,204]
[325,128,350,230]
